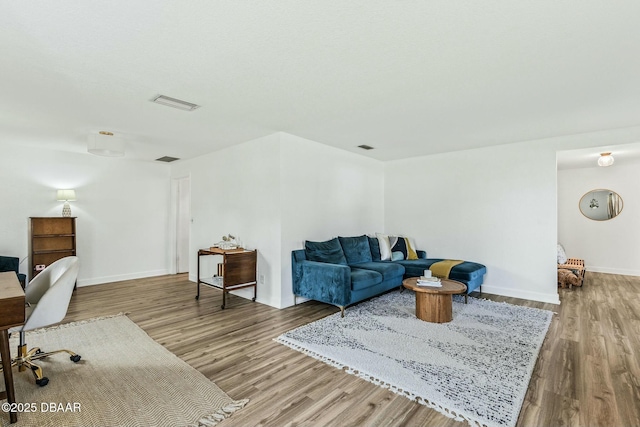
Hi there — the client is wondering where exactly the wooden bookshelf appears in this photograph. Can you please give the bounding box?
[30,217,77,280]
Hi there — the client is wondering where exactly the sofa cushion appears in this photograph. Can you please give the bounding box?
[349,267,383,291]
[305,238,347,265]
[376,233,392,260]
[397,258,486,283]
[389,236,418,260]
[339,235,373,265]
[368,236,381,261]
[352,261,405,281]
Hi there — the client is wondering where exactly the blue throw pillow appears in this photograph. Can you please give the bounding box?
[338,235,373,265]
[305,238,348,265]
[368,236,381,261]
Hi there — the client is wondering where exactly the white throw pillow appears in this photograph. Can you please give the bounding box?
[376,233,392,261]
[557,244,567,264]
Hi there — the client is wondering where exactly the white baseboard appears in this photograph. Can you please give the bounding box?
[77,269,169,287]
[586,266,640,276]
[480,285,560,305]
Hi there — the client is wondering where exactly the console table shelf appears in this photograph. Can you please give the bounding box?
[196,247,257,309]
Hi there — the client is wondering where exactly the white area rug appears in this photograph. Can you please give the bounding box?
[1,315,248,427]
[276,291,552,427]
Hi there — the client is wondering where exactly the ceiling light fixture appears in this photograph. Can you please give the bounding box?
[152,95,200,111]
[358,144,374,150]
[597,152,614,167]
[88,131,125,157]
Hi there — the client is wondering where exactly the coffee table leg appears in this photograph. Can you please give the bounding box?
[416,293,453,323]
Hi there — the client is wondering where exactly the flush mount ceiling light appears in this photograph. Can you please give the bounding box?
[358,144,375,150]
[597,152,614,167]
[88,131,125,157]
[151,95,200,111]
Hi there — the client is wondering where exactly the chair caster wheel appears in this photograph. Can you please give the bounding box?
[221,305,225,309]
[195,295,199,300]
[36,377,49,387]
[70,354,81,363]
[252,297,256,302]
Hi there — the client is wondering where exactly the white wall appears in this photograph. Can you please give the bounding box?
[171,134,283,307]
[385,125,640,305]
[279,133,385,307]
[0,145,171,286]
[558,162,640,276]
[385,142,560,304]
[172,132,385,308]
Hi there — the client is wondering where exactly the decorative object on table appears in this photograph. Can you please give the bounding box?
[215,234,239,250]
[415,276,442,287]
[56,189,76,217]
[3,315,248,427]
[276,291,552,427]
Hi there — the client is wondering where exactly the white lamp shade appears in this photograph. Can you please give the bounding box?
[88,133,125,157]
[56,189,76,201]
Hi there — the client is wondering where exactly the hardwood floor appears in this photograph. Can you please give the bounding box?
[62,272,640,427]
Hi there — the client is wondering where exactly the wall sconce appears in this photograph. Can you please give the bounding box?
[597,152,614,167]
[56,189,76,217]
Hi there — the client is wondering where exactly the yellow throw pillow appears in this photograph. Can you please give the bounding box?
[404,237,418,260]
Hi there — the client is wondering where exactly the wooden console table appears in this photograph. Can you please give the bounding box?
[196,248,257,309]
[0,272,25,424]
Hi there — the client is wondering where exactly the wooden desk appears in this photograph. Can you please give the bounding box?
[196,248,257,309]
[0,272,25,424]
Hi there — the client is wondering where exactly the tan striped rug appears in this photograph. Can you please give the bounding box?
[1,315,247,427]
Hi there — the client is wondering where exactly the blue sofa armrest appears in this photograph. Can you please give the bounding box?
[292,254,351,306]
[416,250,427,259]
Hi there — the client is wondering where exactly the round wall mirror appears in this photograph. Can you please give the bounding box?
[579,189,623,221]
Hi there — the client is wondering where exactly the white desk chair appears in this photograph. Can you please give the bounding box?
[6,256,81,386]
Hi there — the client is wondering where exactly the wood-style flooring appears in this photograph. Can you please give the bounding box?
[62,272,640,427]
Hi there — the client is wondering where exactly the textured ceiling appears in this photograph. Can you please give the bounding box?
[1,1,639,163]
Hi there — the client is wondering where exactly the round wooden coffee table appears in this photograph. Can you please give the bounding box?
[402,277,466,323]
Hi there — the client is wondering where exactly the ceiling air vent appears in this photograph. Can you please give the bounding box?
[358,144,374,150]
[156,156,180,163]
[151,95,200,111]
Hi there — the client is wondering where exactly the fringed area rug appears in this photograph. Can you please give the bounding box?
[276,291,552,427]
[1,315,248,427]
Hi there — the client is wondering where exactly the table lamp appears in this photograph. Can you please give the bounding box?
[56,189,76,217]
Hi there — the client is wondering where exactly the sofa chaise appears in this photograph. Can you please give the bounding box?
[292,235,486,316]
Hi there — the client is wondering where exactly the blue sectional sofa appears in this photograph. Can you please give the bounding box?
[292,235,486,316]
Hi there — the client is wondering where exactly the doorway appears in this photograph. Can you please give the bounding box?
[174,176,191,274]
